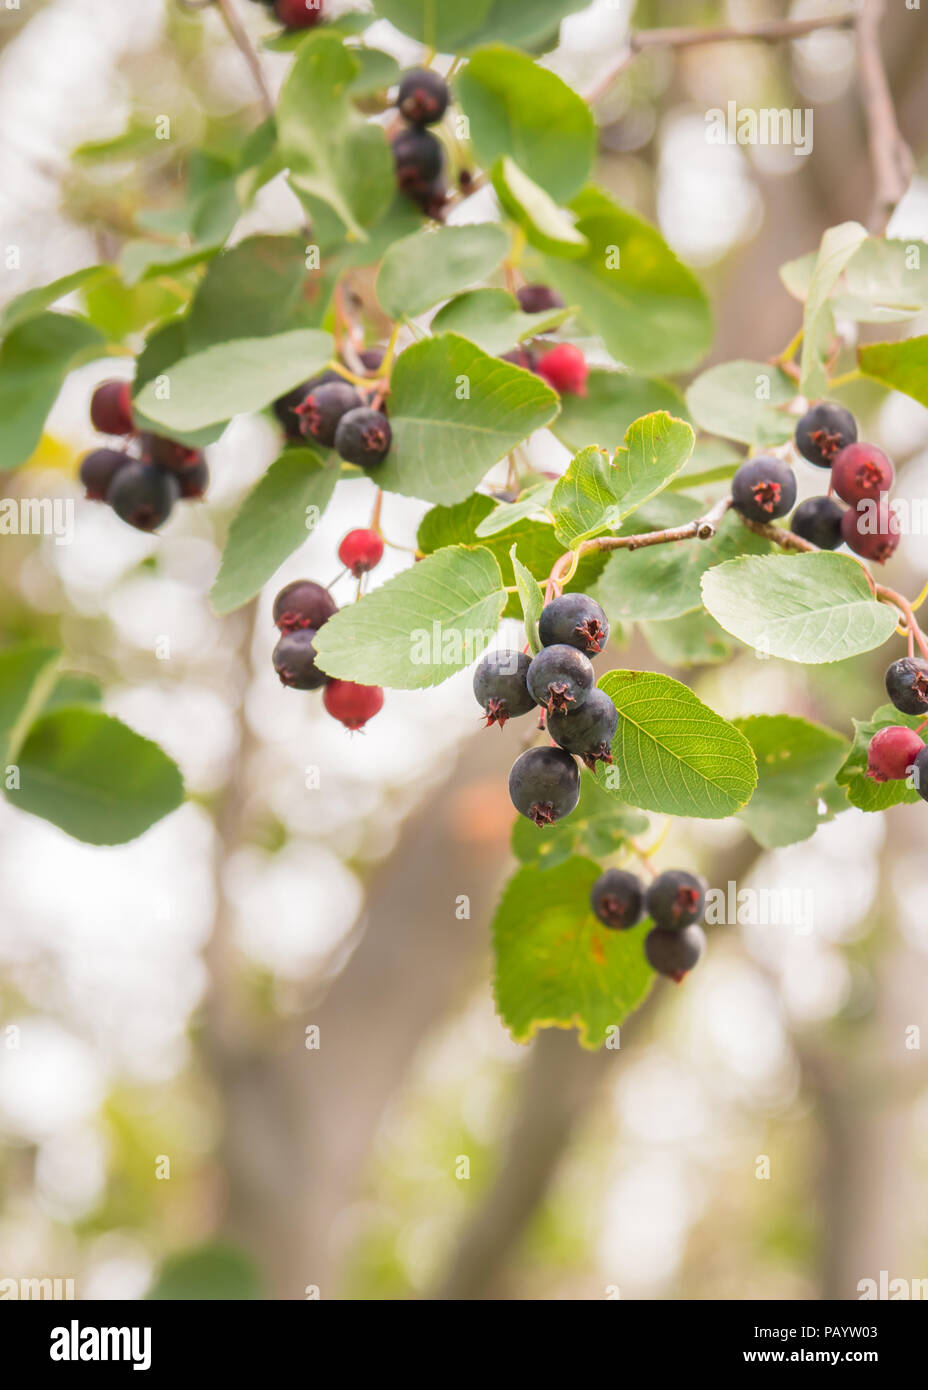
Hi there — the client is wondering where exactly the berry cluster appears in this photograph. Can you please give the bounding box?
[273,359,392,470]
[472,592,611,826]
[866,657,928,795]
[248,0,324,31]
[390,69,450,217]
[591,867,708,982]
[271,530,385,730]
[79,380,207,532]
[499,285,589,398]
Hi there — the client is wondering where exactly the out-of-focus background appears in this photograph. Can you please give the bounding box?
[1,0,927,1301]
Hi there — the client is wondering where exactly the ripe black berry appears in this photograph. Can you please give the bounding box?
[831,442,894,507]
[295,381,363,448]
[473,650,535,728]
[359,347,385,375]
[273,371,341,441]
[392,128,443,195]
[885,657,928,716]
[334,408,392,467]
[273,628,328,690]
[795,401,857,467]
[90,380,134,436]
[645,869,706,929]
[397,68,449,127]
[79,448,131,501]
[516,284,564,315]
[138,433,205,473]
[508,746,580,827]
[500,347,538,373]
[645,924,706,981]
[106,462,180,531]
[590,869,643,930]
[178,459,209,500]
[546,686,617,770]
[790,495,844,550]
[731,455,797,522]
[538,592,609,656]
[273,579,337,632]
[912,744,928,803]
[866,725,924,782]
[526,644,593,717]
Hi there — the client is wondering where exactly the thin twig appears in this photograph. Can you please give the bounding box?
[215,0,275,120]
[856,0,915,233]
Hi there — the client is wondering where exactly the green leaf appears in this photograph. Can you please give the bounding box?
[491,156,587,257]
[185,236,322,353]
[277,32,393,239]
[685,360,797,447]
[118,238,224,288]
[474,481,555,536]
[641,612,732,667]
[0,313,104,468]
[535,186,713,374]
[835,704,924,812]
[431,288,568,356]
[595,670,757,819]
[8,708,184,845]
[456,45,595,202]
[314,545,507,688]
[476,0,590,49]
[798,221,868,398]
[0,266,108,335]
[552,369,686,455]
[375,334,559,505]
[375,224,509,320]
[42,673,103,714]
[781,238,928,323]
[147,1244,261,1301]
[734,714,848,848]
[371,0,494,49]
[701,552,899,664]
[858,335,928,409]
[133,328,333,433]
[0,645,61,764]
[510,543,544,652]
[210,449,338,615]
[510,776,648,870]
[492,857,655,1049]
[81,271,188,343]
[347,47,401,96]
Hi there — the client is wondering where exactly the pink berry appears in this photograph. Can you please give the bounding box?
[536,344,588,396]
[324,679,384,730]
[840,501,900,563]
[274,0,323,29]
[832,442,894,506]
[866,725,924,782]
[90,380,133,436]
[338,528,384,577]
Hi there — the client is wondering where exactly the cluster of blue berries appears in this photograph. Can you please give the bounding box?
[591,866,707,982]
[273,353,391,470]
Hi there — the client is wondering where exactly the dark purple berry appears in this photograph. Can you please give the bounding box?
[334,407,392,467]
[358,347,385,374]
[538,592,609,656]
[138,433,205,473]
[590,869,643,930]
[885,657,928,716]
[90,380,134,436]
[178,459,209,500]
[912,744,928,803]
[508,746,580,827]
[473,650,534,729]
[526,644,593,717]
[832,442,894,506]
[731,455,797,522]
[546,686,617,770]
[392,128,443,194]
[397,68,449,127]
[272,628,327,690]
[295,381,363,448]
[795,401,857,468]
[790,495,844,550]
[79,448,132,501]
[866,725,924,782]
[273,580,337,633]
[500,347,538,373]
[645,924,706,981]
[516,284,564,315]
[840,500,900,563]
[106,462,180,531]
[273,371,341,441]
[645,869,706,929]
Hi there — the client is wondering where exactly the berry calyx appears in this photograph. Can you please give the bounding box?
[295,381,363,448]
[731,455,797,522]
[885,657,928,716]
[90,380,134,436]
[274,0,323,29]
[590,869,644,930]
[516,284,565,315]
[508,746,580,827]
[645,924,706,982]
[831,442,894,506]
[790,495,845,550]
[536,343,588,396]
[473,650,535,728]
[839,500,900,563]
[106,462,179,531]
[138,433,205,473]
[79,448,131,501]
[794,401,857,468]
[273,579,337,632]
[546,686,618,770]
[324,679,384,730]
[272,629,328,690]
[645,869,706,929]
[392,128,443,195]
[334,407,392,468]
[526,644,594,717]
[338,528,384,577]
[273,371,341,440]
[397,68,449,127]
[866,725,924,782]
[538,592,609,656]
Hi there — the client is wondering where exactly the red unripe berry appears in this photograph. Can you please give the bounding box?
[274,0,323,29]
[866,725,924,782]
[338,528,384,577]
[840,500,900,563]
[832,442,894,506]
[90,380,133,436]
[324,679,384,730]
[536,344,588,396]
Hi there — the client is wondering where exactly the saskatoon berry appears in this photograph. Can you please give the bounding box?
[359,347,385,375]
[866,725,924,782]
[79,447,131,501]
[273,371,340,440]
[831,442,894,507]
[645,924,706,982]
[538,592,609,656]
[731,455,797,522]
[590,868,644,930]
[500,346,538,373]
[546,686,617,770]
[645,869,706,929]
[794,400,857,467]
[178,459,209,500]
[397,68,449,127]
[334,407,392,467]
[90,379,133,436]
[274,0,323,28]
[885,657,928,716]
[324,679,384,730]
[392,128,443,193]
[508,746,580,827]
[338,528,384,577]
[537,343,588,397]
[790,495,845,550]
[839,500,900,563]
[526,643,594,717]
[473,649,535,728]
[273,628,327,690]
[138,433,205,473]
[107,462,180,532]
[296,381,363,448]
[273,579,337,633]
[912,744,928,803]
[516,284,565,315]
